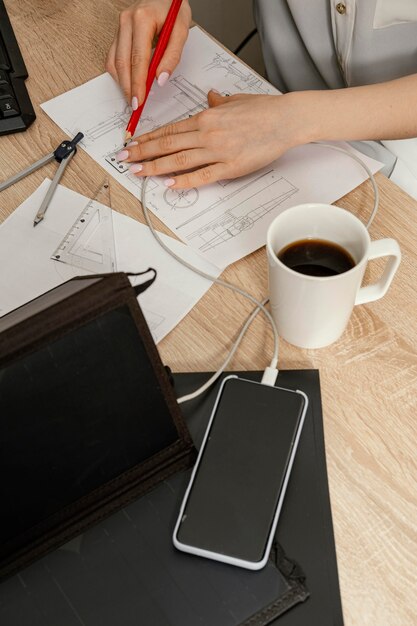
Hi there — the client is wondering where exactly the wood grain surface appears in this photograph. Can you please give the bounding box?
[1,1,416,623]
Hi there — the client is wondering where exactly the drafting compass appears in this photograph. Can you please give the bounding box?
[51,178,117,274]
[0,132,84,226]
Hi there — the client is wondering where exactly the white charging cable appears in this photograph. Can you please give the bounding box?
[139,142,379,403]
[140,178,280,398]
[312,142,379,228]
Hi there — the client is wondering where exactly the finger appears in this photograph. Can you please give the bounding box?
[115,14,133,102]
[131,18,155,107]
[105,37,118,83]
[119,131,201,163]
[156,22,189,86]
[207,89,225,107]
[129,149,213,178]
[133,115,200,144]
[164,164,228,189]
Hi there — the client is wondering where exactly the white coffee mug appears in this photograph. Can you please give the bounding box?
[266,203,401,349]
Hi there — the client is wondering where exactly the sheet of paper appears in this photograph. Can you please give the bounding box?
[0,179,221,343]
[42,26,383,269]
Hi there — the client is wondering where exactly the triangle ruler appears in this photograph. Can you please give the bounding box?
[51,179,117,273]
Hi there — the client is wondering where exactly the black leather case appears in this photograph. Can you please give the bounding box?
[0,369,343,625]
[0,273,196,580]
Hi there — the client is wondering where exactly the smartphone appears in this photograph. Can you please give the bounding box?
[173,375,308,570]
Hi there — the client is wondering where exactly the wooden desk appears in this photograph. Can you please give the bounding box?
[1,1,416,623]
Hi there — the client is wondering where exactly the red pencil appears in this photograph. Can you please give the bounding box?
[124,0,183,144]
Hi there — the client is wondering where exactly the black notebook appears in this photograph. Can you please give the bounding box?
[178,371,344,626]
[0,370,343,625]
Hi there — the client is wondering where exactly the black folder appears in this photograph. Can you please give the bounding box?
[177,370,344,626]
[0,370,342,625]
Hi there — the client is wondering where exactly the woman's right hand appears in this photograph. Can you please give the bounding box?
[106,0,191,109]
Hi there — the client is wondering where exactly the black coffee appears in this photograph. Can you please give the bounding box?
[277,238,355,277]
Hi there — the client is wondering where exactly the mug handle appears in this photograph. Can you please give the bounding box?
[355,239,401,305]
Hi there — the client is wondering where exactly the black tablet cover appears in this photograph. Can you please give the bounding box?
[0,369,343,625]
[0,273,195,580]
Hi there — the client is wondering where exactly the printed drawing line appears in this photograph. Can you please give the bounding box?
[104,150,159,193]
[171,76,207,111]
[164,187,199,209]
[185,177,298,252]
[140,307,165,331]
[84,109,129,143]
[203,53,270,95]
[175,170,276,230]
[84,109,158,145]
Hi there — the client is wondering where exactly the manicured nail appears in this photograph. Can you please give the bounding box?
[116,150,129,161]
[157,71,170,87]
[126,141,138,147]
[164,178,175,187]
[131,96,139,110]
[130,164,143,173]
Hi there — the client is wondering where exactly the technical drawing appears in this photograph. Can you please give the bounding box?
[42,27,367,271]
[177,170,278,230]
[84,107,130,143]
[106,152,129,173]
[125,171,158,192]
[163,187,199,209]
[204,53,270,94]
[139,307,165,332]
[185,176,298,253]
[103,149,158,193]
[84,107,158,145]
[167,76,208,124]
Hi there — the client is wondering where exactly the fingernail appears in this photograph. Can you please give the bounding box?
[131,96,139,110]
[116,150,129,161]
[164,178,175,187]
[157,71,170,87]
[130,164,143,173]
[126,141,138,147]
[210,88,221,94]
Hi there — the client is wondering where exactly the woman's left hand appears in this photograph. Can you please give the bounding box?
[116,90,309,188]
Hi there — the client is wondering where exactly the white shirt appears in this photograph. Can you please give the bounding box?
[254,0,417,197]
[254,0,417,90]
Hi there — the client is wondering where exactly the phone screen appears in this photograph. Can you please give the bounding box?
[176,377,306,564]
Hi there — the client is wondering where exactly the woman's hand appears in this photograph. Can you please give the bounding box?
[106,0,191,109]
[116,90,312,188]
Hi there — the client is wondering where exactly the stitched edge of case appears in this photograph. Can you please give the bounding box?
[0,273,197,580]
[240,541,310,625]
[0,447,196,581]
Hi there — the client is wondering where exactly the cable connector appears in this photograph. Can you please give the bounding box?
[261,366,279,387]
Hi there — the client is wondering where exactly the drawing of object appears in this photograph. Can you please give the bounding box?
[162,76,208,126]
[84,105,131,143]
[177,170,278,230]
[203,53,269,94]
[163,187,199,209]
[83,102,157,146]
[171,76,207,111]
[186,177,298,252]
[106,152,129,173]
[140,307,165,331]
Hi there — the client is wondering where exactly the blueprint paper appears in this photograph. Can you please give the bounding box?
[42,26,383,269]
[0,180,221,343]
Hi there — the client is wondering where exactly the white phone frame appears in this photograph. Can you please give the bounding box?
[173,375,309,570]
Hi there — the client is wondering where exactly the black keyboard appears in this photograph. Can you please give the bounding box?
[0,0,36,135]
